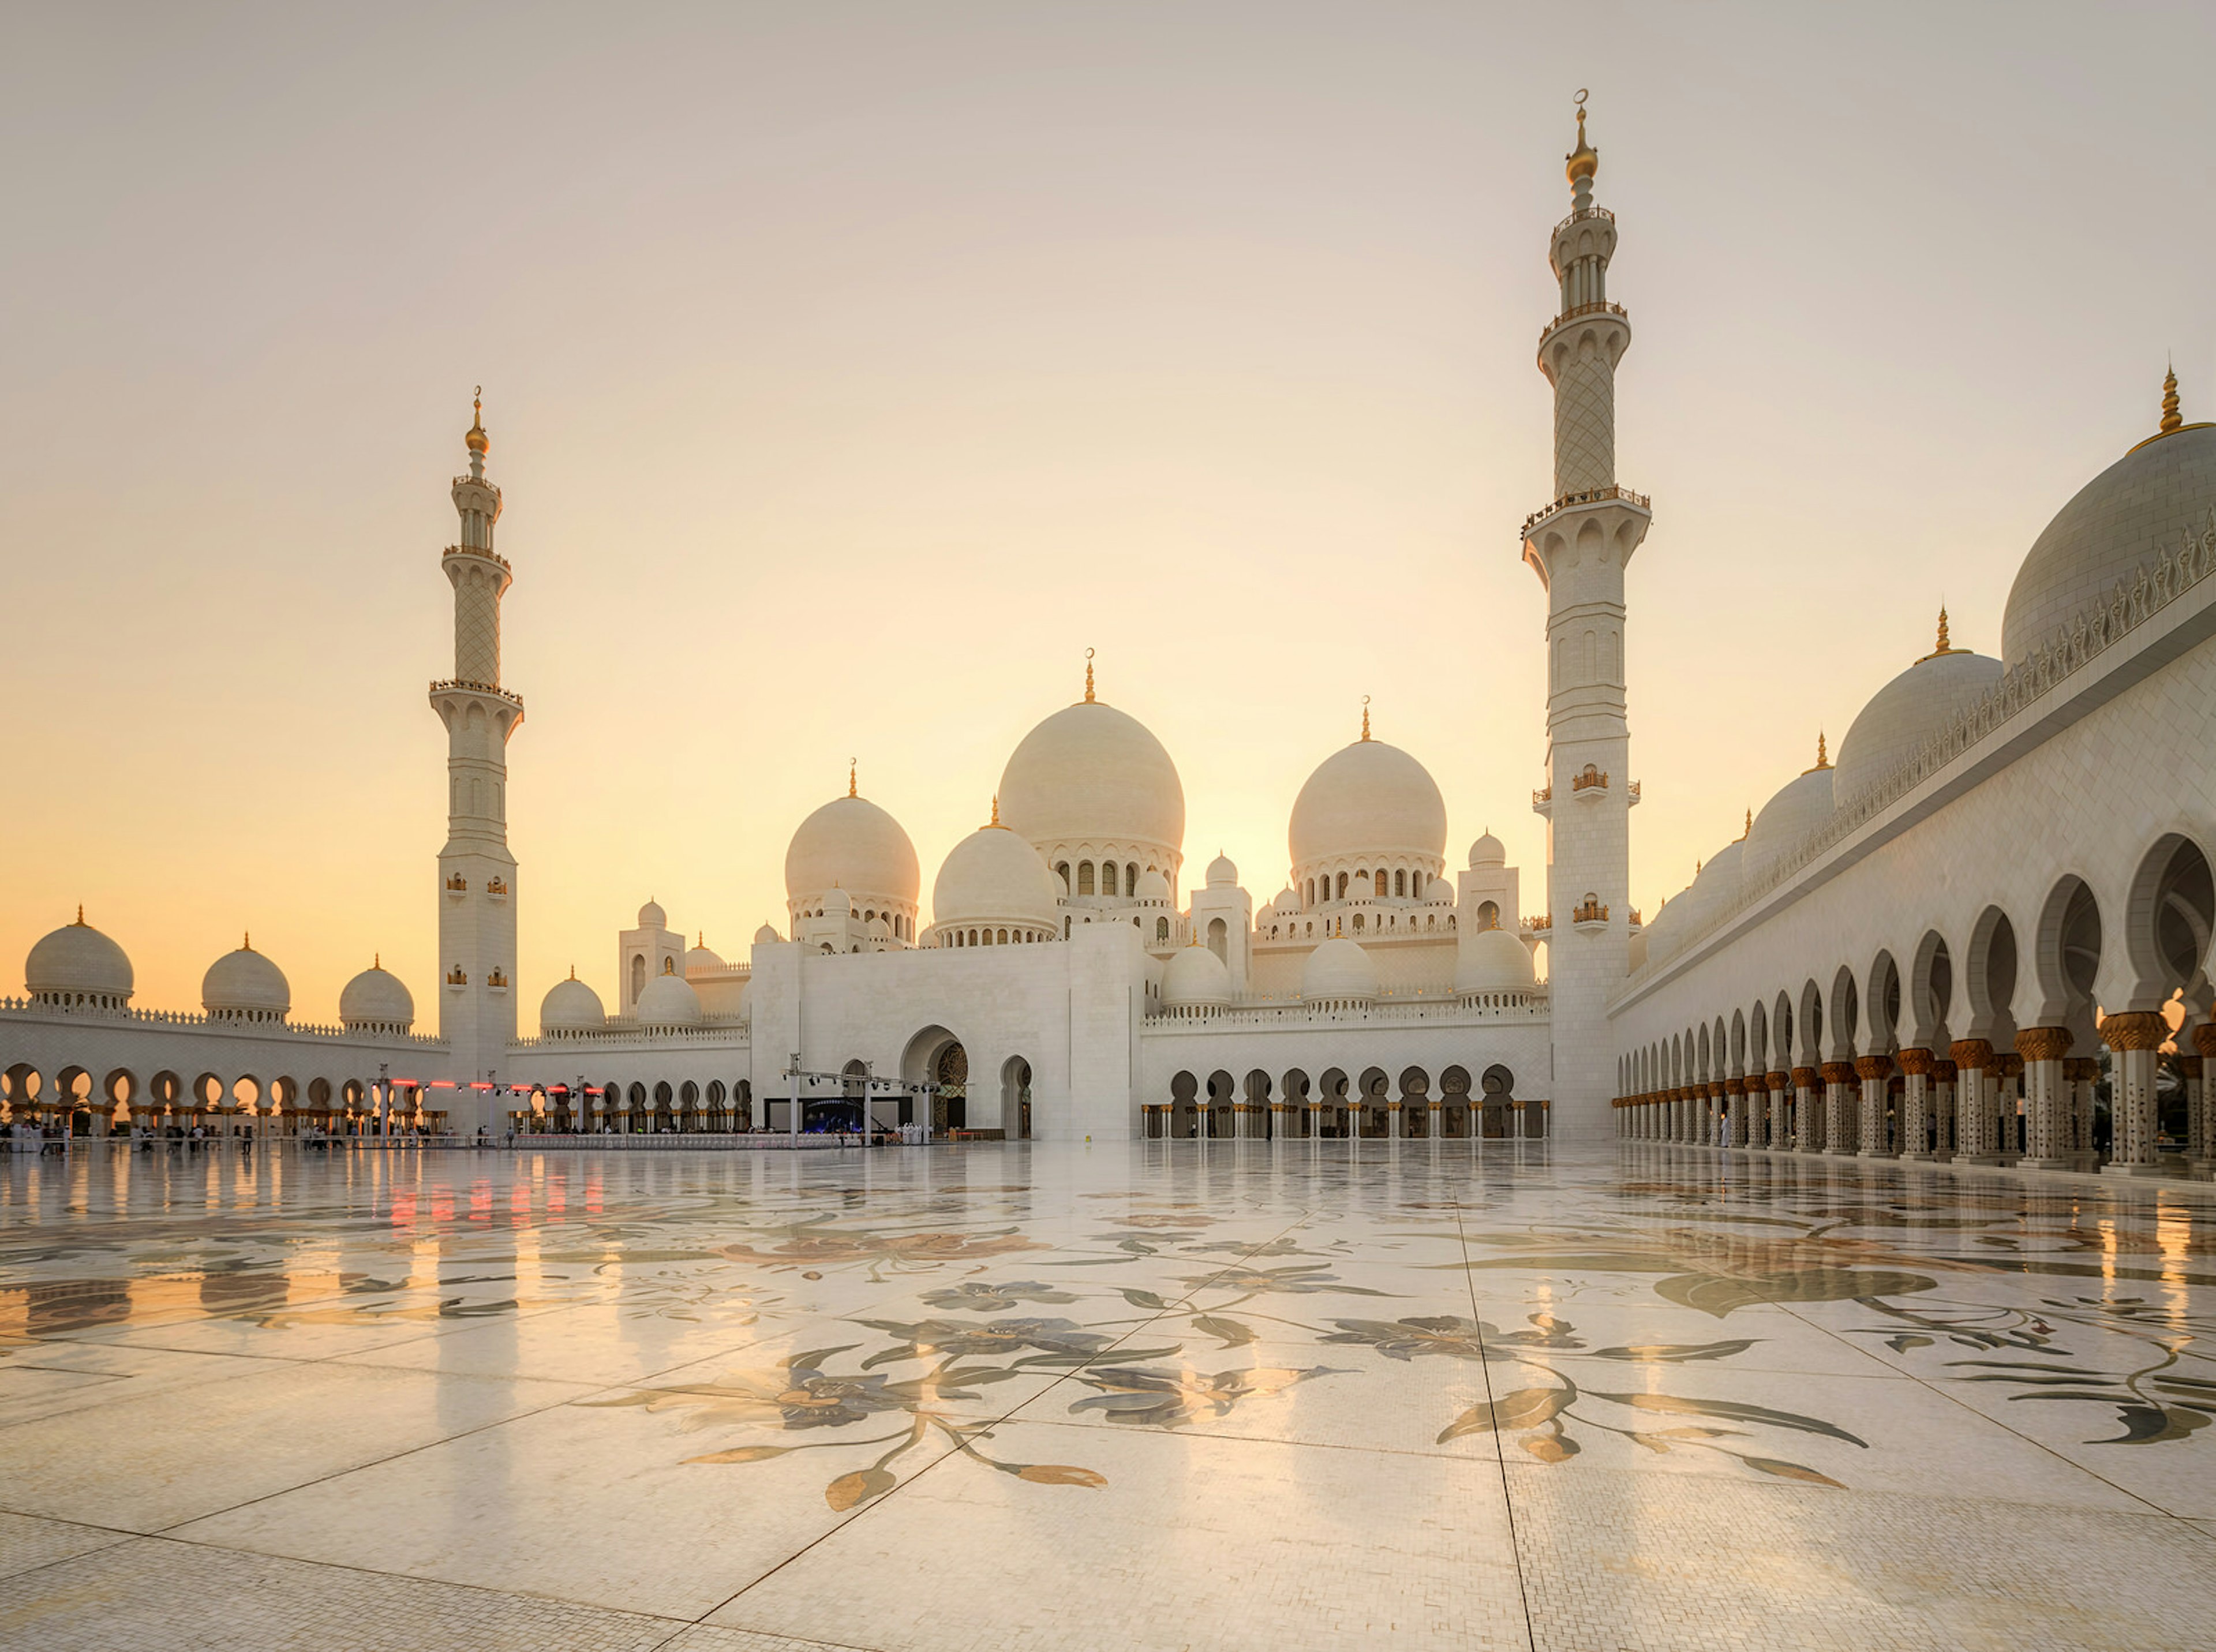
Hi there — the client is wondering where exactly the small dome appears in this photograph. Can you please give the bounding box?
[784,794,921,908]
[1742,765,1836,887]
[2002,422,2216,667]
[997,699,1186,857]
[1271,886,1298,914]
[1135,868,1171,903]
[683,938,725,976]
[540,974,606,1033]
[1289,738,1448,870]
[637,899,668,930]
[822,888,853,919]
[1468,832,1506,869]
[753,921,782,945]
[867,915,893,938]
[933,822,1063,934]
[633,972,703,1028]
[1832,647,2005,809]
[1301,935,1379,1003]
[202,942,290,1018]
[339,964,414,1029]
[25,915,133,1001]
[1160,942,1233,1009]
[1456,926,1536,994]
[1204,852,1238,887]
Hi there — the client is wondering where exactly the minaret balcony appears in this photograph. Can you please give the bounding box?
[444,875,469,898]
[1552,205,1615,237]
[1627,781,1641,807]
[442,544,511,574]
[1571,900,1610,932]
[1530,786,1552,818]
[1570,765,1609,797]
[1522,914,1552,942]
[1519,484,1651,545]
[446,967,469,990]
[486,969,509,995]
[486,878,509,901]
[1538,299,1628,343]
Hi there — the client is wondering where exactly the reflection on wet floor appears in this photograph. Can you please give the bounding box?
[2,1140,2214,1651]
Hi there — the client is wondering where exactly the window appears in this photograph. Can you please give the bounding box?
[630,954,645,999]
[1207,917,1227,963]
[1336,872,1348,900]
[1394,869,1406,897]
[1126,861,1139,894]
[1155,917,1170,943]
[1078,861,1095,896]
[1102,862,1119,897]
[1055,861,1070,891]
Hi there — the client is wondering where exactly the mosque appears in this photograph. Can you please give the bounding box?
[6,110,2213,1177]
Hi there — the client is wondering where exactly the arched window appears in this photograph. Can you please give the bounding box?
[1393,869,1406,897]
[1102,862,1119,897]
[1304,878,1315,907]
[1373,866,1387,894]
[1055,861,1070,891]
[997,928,1008,945]
[1126,861,1139,894]
[1155,917,1170,943]
[1336,872,1348,900]
[1477,900,1500,929]
[1078,861,1095,896]
[630,954,645,1001]
[1207,917,1227,962]
[1353,913,1365,932]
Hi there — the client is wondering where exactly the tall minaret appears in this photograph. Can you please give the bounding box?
[431,391,523,1100]
[1521,99,1648,1141]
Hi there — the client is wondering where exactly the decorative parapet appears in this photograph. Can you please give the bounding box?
[510,1020,753,1051]
[1143,990,1549,1033]
[1521,484,1652,542]
[1570,765,1609,793]
[445,874,468,892]
[1627,781,1641,806]
[428,678,525,713]
[1539,299,1629,343]
[1624,504,2216,988]
[1572,899,1609,926]
[442,542,512,573]
[1552,205,1615,236]
[446,967,468,986]
[0,996,444,1046]
[1523,913,1552,934]
[486,877,508,897]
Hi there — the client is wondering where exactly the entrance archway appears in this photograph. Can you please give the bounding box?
[901,1025,968,1132]
[1001,1057,1033,1140]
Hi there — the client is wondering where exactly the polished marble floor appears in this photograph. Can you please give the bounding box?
[3,1138,2215,1650]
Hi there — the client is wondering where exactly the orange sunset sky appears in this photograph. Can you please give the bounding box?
[3,2,2211,1023]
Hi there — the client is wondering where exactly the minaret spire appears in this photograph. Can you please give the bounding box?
[432,387,523,1119]
[1521,93,1649,1143]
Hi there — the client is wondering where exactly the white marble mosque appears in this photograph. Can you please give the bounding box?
[6,104,2216,1189]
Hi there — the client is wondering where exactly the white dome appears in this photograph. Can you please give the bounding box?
[25,916,133,1001]
[339,964,414,1029]
[933,823,1063,934]
[1160,942,1233,1008]
[1665,842,1745,945]
[1135,868,1171,903]
[1832,647,2005,809]
[202,943,290,1017]
[637,899,668,930]
[1204,852,1238,887]
[634,972,703,1028]
[1468,832,1506,869]
[540,974,606,1032]
[1742,765,1837,887]
[997,699,1185,856]
[784,794,921,906]
[1456,926,1536,994]
[1289,739,1448,870]
[1301,935,1379,1002]
[683,939,725,976]
[2002,422,2216,668]
[753,922,782,945]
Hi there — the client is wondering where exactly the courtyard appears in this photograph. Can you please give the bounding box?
[2,1139,2213,1651]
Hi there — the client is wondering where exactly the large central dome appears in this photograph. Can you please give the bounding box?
[1288,737,1448,870]
[997,699,1185,857]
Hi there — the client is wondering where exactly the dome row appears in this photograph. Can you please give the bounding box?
[22,916,410,1029]
[1657,392,2212,952]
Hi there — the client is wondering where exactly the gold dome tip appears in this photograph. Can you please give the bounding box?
[374,952,380,969]
[1083,646,1095,703]
[74,903,84,926]
[987,793,1005,829]
[465,385,489,455]
[2161,364,2182,435]
[1565,92,1598,187]
[1805,731,1831,774]
[849,758,857,798]
[1360,694,1371,741]
[568,964,575,980]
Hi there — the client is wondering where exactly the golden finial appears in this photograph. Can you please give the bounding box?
[243,930,252,951]
[848,758,858,798]
[465,386,489,456]
[1360,694,1371,741]
[1803,730,1830,774]
[568,964,576,980]
[1742,807,1753,840]
[697,931,704,947]
[1083,647,1095,703]
[988,793,1004,828]
[374,952,380,969]
[1695,859,1702,876]
[1936,604,1952,652]
[1566,89,1598,190]
[74,903,84,926]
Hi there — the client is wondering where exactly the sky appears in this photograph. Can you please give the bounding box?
[4,2,2213,1024]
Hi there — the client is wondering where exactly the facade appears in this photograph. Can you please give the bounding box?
[11,110,2206,1175]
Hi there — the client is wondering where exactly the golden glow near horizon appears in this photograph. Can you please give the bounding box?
[2,9,2210,1020]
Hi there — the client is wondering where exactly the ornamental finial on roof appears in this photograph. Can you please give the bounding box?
[465,387,488,456]
[849,758,858,798]
[2161,364,2182,436]
[988,794,1003,828]
[1361,694,1371,741]
[1083,647,1095,703]
[75,903,84,926]
[1566,90,1598,199]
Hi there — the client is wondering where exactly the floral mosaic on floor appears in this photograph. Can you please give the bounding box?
[5,1142,2216,1650]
